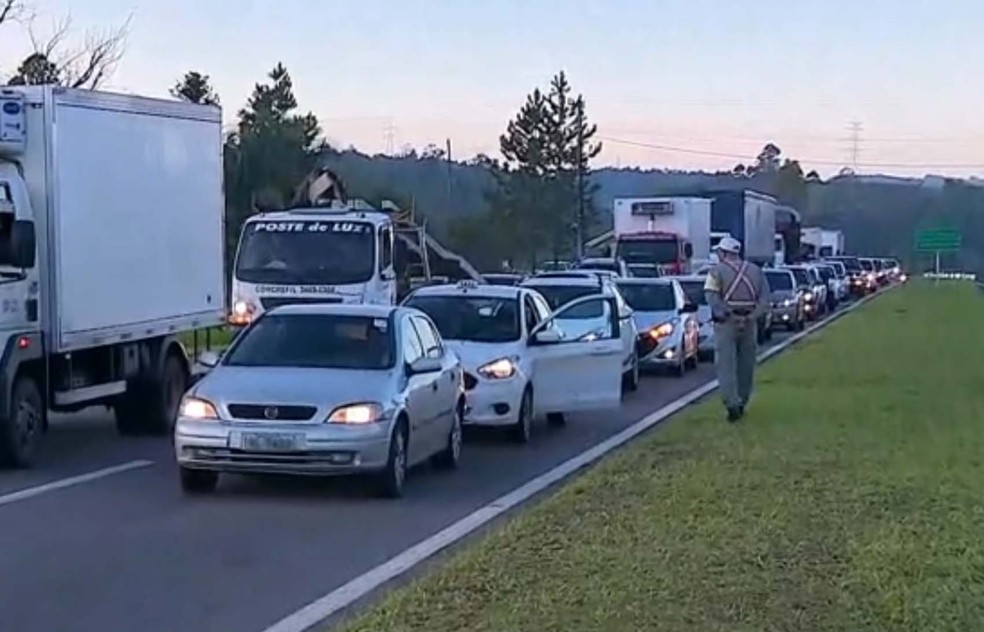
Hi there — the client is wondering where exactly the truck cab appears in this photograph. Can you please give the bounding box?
[229,207,397,327]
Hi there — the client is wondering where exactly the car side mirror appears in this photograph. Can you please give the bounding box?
[380,268,396,281]
[0,220,36,269]
[197,350,220,369]
[407,356,442,375]
[530,329,563,345]
[680,302,698,314]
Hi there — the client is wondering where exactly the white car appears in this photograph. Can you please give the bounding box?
[576,257,630,278]
[404,281,626,443]
[522,273,640,392]
[617,278,700,376]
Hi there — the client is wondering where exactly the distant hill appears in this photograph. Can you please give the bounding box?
[320,148,984,274]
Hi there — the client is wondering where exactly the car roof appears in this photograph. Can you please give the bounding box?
[616,277,675,286]
[408,282,523,300]
[766,268,795,276]
[266,303,397,318]
[667,274,706,282]
[522,275,608,289]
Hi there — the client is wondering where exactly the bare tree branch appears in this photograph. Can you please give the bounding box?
[23,13,130,89]
[0,0,29,29]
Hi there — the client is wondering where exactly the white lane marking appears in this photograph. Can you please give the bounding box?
[0,460,154,508]
[262,290,886,632]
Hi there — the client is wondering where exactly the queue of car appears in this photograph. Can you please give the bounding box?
[174,252,904,499]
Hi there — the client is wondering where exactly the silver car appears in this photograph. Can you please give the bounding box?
[174,304,464,498]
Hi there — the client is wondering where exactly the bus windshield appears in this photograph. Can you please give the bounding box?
[236,220,376,286]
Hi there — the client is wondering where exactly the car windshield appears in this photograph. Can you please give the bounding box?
[579,260,620,273]
[817,267,833,281]
[860,259,874,271]
[224,314,394,369]
[790,268,810,286]
[872,259,884,271]
[766,271,794,291]
[235,220,376,285]
[616,238,678,264]
[628,264,661,278]
[834,257,862,273]
[404,295,520,343]
[524,284,602,318]
[677,280,707,305]
[482,275,522,286]
[617,283,676,311]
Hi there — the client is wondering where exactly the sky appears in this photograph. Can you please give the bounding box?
[2,0,984,178]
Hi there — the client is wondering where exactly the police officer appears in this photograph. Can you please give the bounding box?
[704,236,771,422]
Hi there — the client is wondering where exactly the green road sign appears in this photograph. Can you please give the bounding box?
[915,229,961,252]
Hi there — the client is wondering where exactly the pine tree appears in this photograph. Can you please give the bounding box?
[171,71,220,105]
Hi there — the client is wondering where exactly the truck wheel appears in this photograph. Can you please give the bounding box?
[0,376,44,468]
[116,352,188,436]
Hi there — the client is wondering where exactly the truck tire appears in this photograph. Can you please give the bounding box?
[0,376,44,468]
[115,352,188,436]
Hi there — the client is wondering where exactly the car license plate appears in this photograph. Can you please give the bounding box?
[237,432,304,452]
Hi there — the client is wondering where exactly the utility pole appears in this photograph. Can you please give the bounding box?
[575,106,585,259]
[847,121,863,173]
[383,120,397,155]
[445,138,453,212]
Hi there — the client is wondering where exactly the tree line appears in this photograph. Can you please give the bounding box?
[4,2,983,275]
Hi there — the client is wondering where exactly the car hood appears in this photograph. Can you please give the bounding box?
[632,310,678,333]
[193,366,397,410]
[442,340,523,371]
[771,289,797,301]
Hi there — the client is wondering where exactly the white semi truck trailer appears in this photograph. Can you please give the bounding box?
[0,86,225,467]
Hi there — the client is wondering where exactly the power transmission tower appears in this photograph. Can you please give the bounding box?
[847,121,863,173]
[383,120,397,155]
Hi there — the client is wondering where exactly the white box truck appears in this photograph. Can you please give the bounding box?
[0,86,225,467]
[802,227,844,258]
[611,197,710,275]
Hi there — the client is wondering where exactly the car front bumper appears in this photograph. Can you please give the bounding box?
[174,419,392,476]
[640,333,685,367]
[461,376,525,427]
[771,304,799,326]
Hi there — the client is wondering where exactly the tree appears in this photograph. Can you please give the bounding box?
[492,71,602,265]
[171,71,220,105]
[222,63,323,270]
[5,11,129,89]
[773,158,808,211]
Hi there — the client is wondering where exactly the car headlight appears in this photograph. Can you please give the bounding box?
[180,396,219,420]
[328,402,384,424]
[645,322,675,340]
[804,292,814,301]
[477,357,517,380]
[228,299,256,326]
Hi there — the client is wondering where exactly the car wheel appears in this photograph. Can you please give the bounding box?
[179,467,218,494]
[432,403,463,470]
[673,345,686,377]
[0,376,44,468]
[377,421,408,498]
[509,388,533,444]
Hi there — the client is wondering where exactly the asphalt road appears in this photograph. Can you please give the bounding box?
[0,316,826,632]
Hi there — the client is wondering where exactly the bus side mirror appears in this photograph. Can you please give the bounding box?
[0,220,36,269]
[684,243,693,258]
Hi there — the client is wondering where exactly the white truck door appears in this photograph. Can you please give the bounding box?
[528,295,623,413]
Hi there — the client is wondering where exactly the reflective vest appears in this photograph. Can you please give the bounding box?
[707,260,761,309]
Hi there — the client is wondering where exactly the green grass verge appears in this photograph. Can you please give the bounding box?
[339,281,984,632]
[177,326,235,351]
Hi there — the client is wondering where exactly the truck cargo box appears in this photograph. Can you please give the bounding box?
[14,87,225,353]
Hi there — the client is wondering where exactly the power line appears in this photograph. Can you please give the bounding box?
[597,136,984,170]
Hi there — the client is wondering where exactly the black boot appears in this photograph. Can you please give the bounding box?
[727,407,742,423]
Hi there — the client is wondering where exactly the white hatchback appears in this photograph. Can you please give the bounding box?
[404,281,626,443]
[521,273,640,392]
